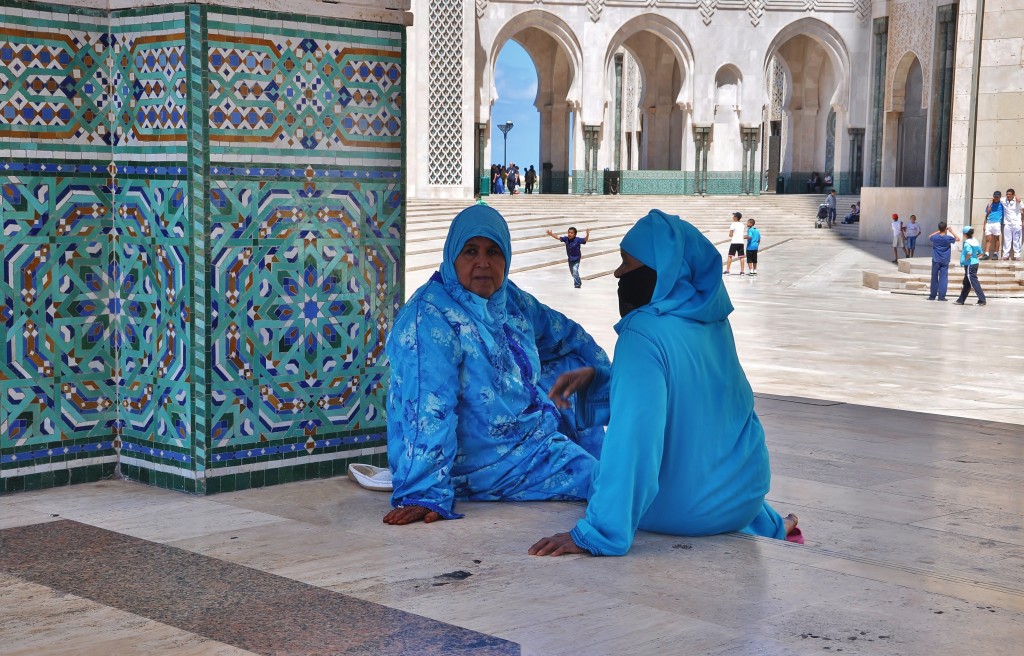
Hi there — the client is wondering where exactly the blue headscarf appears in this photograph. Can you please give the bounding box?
[619,209,734,323]
[438,204,514,328]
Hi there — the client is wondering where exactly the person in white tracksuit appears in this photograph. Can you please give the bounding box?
[1001,188,1022,261]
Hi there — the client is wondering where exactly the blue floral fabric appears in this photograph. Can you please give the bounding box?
[570,210,787,556]
[386,205,610,519]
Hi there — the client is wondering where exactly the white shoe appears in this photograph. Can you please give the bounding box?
[347,463,393,491]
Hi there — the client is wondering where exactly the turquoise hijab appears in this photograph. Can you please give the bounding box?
[619,209,734,323]
[438,204,514,328]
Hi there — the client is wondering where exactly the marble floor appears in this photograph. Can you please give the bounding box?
[2,196,1023,655]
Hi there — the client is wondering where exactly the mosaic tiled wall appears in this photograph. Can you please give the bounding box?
[585,171,749,196]
[1,1,404,494]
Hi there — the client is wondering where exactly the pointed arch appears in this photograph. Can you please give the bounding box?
[889,50,923,113]
[480,10,583,116]
[763,18,851,112]
[604,13,694,109]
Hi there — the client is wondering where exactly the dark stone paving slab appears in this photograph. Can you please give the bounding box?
[0,520,519,656]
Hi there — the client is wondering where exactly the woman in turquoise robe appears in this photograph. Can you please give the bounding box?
[384,205,610,525]
[531,209,795,556]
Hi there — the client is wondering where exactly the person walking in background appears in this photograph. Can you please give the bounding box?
[1001,188,1022,261]
[723,212,746,275]
[825,190,837,227]
[955,225,986,306]
[745,218,761,276]
[891,214,905,263]
[927,221,959,301]
[525,165,536,194]
[982,191,1003,259]
[546,226,590,288]
[904,215,922,257]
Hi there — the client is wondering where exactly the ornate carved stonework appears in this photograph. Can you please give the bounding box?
[745,0,765,26]
[476,0,488,18]
[428,0,463,185]
[587,0,605,21]
[698,0,716,26]
[854,0,870,25]
[886,0,934,111]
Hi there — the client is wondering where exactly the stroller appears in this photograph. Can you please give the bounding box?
[815,202,831,229]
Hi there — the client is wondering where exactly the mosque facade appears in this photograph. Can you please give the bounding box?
[406,0,1021,227]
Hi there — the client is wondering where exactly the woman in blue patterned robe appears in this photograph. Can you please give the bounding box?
[383,205,610,525]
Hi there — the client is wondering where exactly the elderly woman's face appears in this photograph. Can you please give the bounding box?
[456,236,506,298]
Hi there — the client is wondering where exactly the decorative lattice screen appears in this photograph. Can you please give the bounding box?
[428,0,463,185]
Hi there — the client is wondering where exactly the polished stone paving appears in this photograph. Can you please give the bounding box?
[1,196,1023,655]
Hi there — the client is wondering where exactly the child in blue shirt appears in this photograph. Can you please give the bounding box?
[955,225,986,305]
[745,219,761,275]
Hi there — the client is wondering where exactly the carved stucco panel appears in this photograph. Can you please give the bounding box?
[885,0,934,112]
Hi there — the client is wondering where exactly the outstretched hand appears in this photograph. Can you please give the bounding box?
[383,504,444,525]
[547,367,595,409]
[529,532,587,557]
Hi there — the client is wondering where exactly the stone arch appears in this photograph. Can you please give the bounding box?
[714,64,743,111]
[763,18,851,184]
[889,50,923,113]
[890,54,926,186]
[763,18,851,111]
[604,14,694,109]
[478,10,585,182]
[482,10,583,112]
[603,14,695,171]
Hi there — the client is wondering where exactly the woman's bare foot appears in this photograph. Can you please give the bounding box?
[784,513,799,535]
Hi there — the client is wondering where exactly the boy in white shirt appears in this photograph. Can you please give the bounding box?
[891,214,905,263]
[1001,188,1022,261]
[723,211,746,275]
[904,215,922,257]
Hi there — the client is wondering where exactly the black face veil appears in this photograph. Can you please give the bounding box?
[617,264,657,317]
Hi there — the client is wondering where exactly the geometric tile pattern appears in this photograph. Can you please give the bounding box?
[206,11,402,163]
[1,2,404,494]
[110,16,188,155]
[1,174,116,452]
[0,12,111,152]
[208,175,400,449]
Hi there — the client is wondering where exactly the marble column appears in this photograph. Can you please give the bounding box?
[868,17,888,187]
[930,3,956,187]
[693,125,712,195]
[847,127,865,193]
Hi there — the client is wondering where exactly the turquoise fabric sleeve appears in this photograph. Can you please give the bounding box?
[571,328,667,556]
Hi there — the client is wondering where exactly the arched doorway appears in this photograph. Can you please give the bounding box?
[482,11,582,194]
[763,19,851,193]
[605,15,694,174]
[893,56,925,187]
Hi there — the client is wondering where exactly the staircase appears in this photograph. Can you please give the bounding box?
[863,257,1024,297]
[406,193,860,281]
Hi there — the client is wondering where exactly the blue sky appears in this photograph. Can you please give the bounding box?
[490,40,540,169]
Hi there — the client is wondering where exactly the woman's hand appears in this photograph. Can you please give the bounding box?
[547,367,595,409]
[529,532,587,557]
[383,505,444,525]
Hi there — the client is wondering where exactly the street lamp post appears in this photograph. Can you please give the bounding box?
[498,120,514,166]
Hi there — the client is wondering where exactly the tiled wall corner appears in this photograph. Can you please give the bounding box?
[1,1,405,495]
